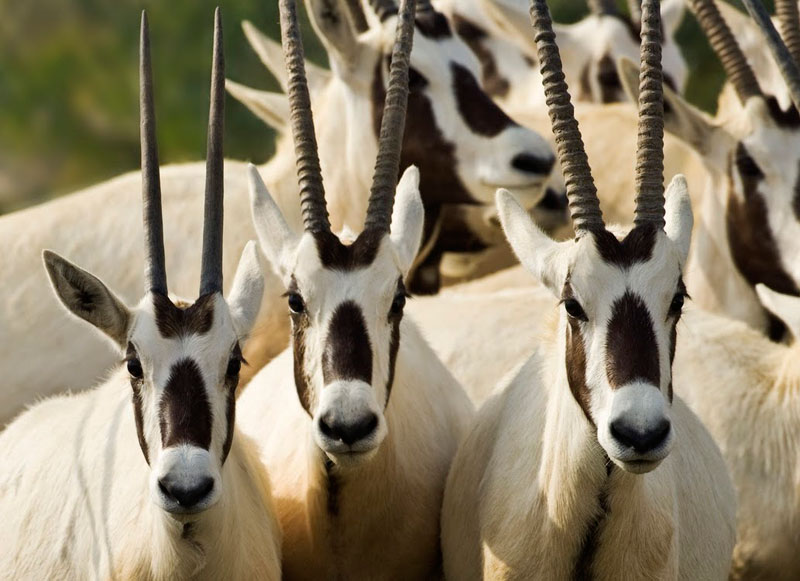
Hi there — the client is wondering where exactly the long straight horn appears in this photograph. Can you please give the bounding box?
[344,0,370,33]
[529,0,604,234]
[279,0,330,233]
[140,11,168,296]
[776,0,800,66]
[368,0,399,21]
[742,0,800,112]
[364,0,416,233]
[588,0,620,16]
[200,8,225,296]
[634,0,665,228]
[687,0,762,104]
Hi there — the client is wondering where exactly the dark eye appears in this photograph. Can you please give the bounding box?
[226,356,242,377]
[669,293,685,316]
[127,358,143,379]
[288,292,305,314]
[390,293,406,315]
[564,299,587,321]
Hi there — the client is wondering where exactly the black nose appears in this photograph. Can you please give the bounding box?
[158,476,214,508]
[511,152,556,176]
[536,187,568,211]
[610,418,671,454]
[319,412,379,446]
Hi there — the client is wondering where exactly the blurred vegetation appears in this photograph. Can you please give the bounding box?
[0,0,770,213]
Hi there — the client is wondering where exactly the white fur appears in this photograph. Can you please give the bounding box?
[239,164,474,578]
[440,188,736,578]
[0,250,282,579]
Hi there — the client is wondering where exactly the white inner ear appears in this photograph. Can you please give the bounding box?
[756,284,800,340]
[226,81,288,133]
[390,166,425,276]
[495,188,564,295]
[663,175,693,266]
[227,241,265,339]
[248,164,300,279]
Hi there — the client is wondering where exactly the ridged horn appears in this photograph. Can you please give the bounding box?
[634,0,665,228]
[687,0,762,104]
[278,0,331,233]
[777,0,800,66]
[364,0,416,233]
[588,0,620,16]
[343,0,370,33]
[200,8,226,296]
[368,0,399,21]
[742,0,800,112]
[529,0,604,234]
[139,11,168,296]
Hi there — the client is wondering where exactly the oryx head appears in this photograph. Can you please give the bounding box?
[448,0,686,108]
[43,11,264,515]
[619,0,800,338]
[230,0,555,209]
[250,0,423,466]
[498,0,692,474]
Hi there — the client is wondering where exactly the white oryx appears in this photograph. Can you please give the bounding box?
[434,0,688,111]
[237,0,473,577]
[615,0,800,340]
[0,13,281,580]
[0,0,555,425]
[441,1,736,578]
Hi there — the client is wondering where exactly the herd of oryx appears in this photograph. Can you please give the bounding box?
[3,0,800,577]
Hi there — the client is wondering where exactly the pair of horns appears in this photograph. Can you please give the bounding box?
[140,9,225,296]
[530,0,665,232]
[279,0,416,236]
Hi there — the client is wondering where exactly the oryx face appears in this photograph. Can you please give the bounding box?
[558,225,687,473]
[43,245,265,515]
[250,165,425,467]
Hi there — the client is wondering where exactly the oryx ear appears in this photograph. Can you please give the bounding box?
[306,0,362,68]
[227,81,288,134]
[390,166,425,277]
[227,241,265,339]
[662,0,684,36]
[43,250,132,348]
[484,0,539,57]
[756,284,800,341]
[617,57,719,157]
[248,164,300,279]
[496,189,567,296]
[664,175,693,267]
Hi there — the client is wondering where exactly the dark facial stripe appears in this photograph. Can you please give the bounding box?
[451,63,515,138]
[415,9,452,39]
[314,229,382,271]
[385,295,403,406]
[159,359,212,450]
[564,282,593,424]
[726,143,800,303]
[291,309,313,416]
[597,54,622,104]
[153,293,215,339]
[322,301,373,385]
[127,343,150,464]
[766,96,800,128]
[605,292,660,388]
[452,15,510,98]
[371,59,476,206]
[593,224,657,268]
[220,344,241,464]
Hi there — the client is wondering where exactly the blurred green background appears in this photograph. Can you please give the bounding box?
[0,0,763,214]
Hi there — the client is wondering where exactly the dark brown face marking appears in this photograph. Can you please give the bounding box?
[597,54,622,104]
[452,14,510,98]
[291,303,313,416]
[726,143,800,302]
[605,291,660,389]
[765,97,800,128]
[593,224,657,268]
[451,63,516,138]
[385,279,405,406]
[153,293,215,339]
[220,343,242,464]
[159,359,212,450]
[128,342,150,465]
[563,282,593,424]
[415,9,452,39]
[322,301,373,385]
[371,58,476,206]
[314,229,383,271]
